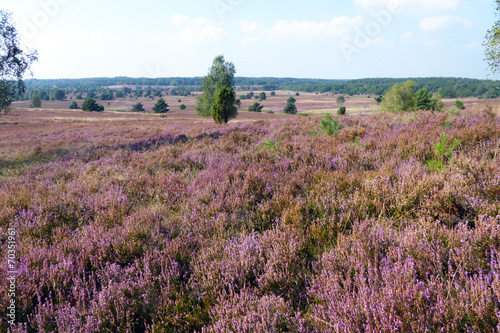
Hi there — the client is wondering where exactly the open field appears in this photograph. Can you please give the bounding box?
[1,103,500,332]
[12,91,498,116]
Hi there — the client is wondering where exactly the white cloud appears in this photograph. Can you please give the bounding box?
[353,0,459,11]
[464,40,482,50]
[72,30,87,39]
[165,14,229,44]
[399,31,412,43]
[91,31,121,44]
[172,14,190,24]
[269,16,364,40]
[420,15,472,32]
[238,21,266,34]
[238,16,364,47]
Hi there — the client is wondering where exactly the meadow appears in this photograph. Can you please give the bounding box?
[1,100,500,332]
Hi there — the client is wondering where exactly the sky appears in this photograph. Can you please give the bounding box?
[0,0,497,80]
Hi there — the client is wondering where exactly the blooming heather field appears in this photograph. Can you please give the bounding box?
[1,106,500,332]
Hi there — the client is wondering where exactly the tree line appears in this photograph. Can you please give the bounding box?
[284,77,500,99]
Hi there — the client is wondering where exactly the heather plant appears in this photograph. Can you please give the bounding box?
[0,108,499,332]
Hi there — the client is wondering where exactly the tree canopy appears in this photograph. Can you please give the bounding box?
[30,94,41,108]
[0,10,38,113]
[284,97,298,114]
[248,102,264,112]
[196,55,236,117]
[484,0,500,75]
[381,81,442,112]
[212,85,237,124]
[132,102,145,112]
[153,98,169,113]
[82,98,104,112]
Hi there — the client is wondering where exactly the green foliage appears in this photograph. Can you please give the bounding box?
[0,11,38,114]
[69,101,78,109]
[349,136,362,147]
[212,85,237,124]
[100,89,114,100]
[82,98,104,112]
[484,1,500,75]
[283,101,297,114]
[381,81,417,112]
[454,100,465,110]
[196,55,236,117]
[448,107,463,116]
[134,87,143,97]
[132,102,145,112]
[382,81,442,112]
[414,88,433,110]
[30,95,41,108]
[249,102,264,112]
[427,133,461,171]
[295,92,300,96]
[50,88,65,101]
[336,95,345,105]
[337,107,346,115]
[180,104,186,110]
[259,92,266,101]
[283,96,298,114]
[152,98,169,113]
[270,91,276,96]
[259,139,281,151]
[319,114,344,137]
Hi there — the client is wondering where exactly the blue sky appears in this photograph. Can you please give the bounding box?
[1,0,497,79]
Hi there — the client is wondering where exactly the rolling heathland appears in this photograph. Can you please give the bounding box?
[1,106,500,332]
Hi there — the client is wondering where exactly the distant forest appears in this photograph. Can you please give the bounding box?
[22,76,500,100]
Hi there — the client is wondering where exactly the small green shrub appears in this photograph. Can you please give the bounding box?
[259,140,281,151]
[320,114,344,137]
[427,133,461,171]
[337,107,346,115]
[454,100,465,110]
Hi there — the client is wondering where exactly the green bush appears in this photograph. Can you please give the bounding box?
[152,98,169,114]
[249,102,264,112]
[132,102,145,112]
[320,114,344,137]
[82,98,104,112]
[454,100,465,110]
[337,107,346,115]
[427,133,461,171]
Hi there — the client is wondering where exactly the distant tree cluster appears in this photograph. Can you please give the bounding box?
[381,81,443,113]
[284,77,500,99]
